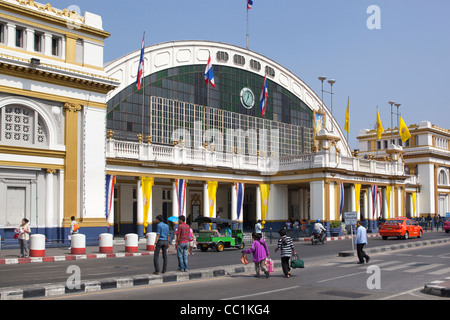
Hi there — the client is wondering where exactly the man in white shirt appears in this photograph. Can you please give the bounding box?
[255,220,263,237]
[356,221,370,264]
[313,219,326,241]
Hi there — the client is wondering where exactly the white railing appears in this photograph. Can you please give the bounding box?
[106,139,406,177]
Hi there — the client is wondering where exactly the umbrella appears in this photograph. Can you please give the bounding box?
[168,216,179,223]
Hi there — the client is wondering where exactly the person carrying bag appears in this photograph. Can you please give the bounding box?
[275,229,297,278]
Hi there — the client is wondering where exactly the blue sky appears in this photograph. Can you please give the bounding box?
[56,0,450,149]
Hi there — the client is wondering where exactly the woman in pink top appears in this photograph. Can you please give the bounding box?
[243,232,270,278]
[16,218,31,258]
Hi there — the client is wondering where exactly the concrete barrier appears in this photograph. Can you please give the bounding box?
[125,233,138,253]
[146,233,156,252]
[30,234,46,257]
[99,233,113,253]
[71,234,86,255]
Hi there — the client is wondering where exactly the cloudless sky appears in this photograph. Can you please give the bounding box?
[56,0,450,149]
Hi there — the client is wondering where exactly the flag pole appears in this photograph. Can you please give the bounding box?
[141,32,146,137]
[246,3,249,49]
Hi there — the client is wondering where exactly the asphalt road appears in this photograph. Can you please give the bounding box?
[1,231,449,295]
[40,241,450,302]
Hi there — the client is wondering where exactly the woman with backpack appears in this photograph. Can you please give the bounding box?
[242,232,270,278]
[275,229,297,278]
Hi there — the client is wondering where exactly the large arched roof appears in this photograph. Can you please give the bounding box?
[104,40,351,156]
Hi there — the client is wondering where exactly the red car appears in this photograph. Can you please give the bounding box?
[444,218,450,233]
[380,217,423,240]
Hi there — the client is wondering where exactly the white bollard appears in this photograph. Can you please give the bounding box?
[146,232,157,252]
[98,233,113,254]
[71,234,86,255]
[30,234,46,257]
[125,233,138,253]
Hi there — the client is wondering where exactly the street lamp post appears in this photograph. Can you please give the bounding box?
[318,76,327,115]
[328,79,336,131]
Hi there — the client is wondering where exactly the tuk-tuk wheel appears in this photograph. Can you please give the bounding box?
[200,245,208,252]
[216,242,224,252]
[238,243,245,250]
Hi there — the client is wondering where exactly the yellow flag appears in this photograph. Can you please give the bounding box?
[376,108,384,140]
[260,184,270,226]
[344,98,350,134]
[355,184,361,213]
[399,117,411,143]
[141,177,154,233]
[412,193,417,218]
[207,181,218,218]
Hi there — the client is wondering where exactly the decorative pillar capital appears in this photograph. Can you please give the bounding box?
[64,102,82,113]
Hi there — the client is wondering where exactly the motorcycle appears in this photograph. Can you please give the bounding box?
[311,229,327,245]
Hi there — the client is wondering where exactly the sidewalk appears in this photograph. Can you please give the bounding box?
[0,233,381,266]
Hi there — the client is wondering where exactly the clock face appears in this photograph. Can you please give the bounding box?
[240,88,255,109]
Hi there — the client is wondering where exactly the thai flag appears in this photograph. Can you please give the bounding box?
[260,76,268,116]
[136,33,145,91]
[204,54,215,88]
[372,185,378,219]
[339,182,344,217]
[176,179,187,217]
[247,0,253,9]
[236,183,245,221]
[106,175,116,220]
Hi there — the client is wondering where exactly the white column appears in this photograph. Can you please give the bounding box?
[26,28,34,52]
[310,180,325,221]
[382,187,388,220]
[256,185,262,222]
[7,23,15,47]
[231,184,237,221]
[172,180,179,217]
[203,182,209,217]
[45,169,55,231]
[363,189,368,220]
[137,180,143,227]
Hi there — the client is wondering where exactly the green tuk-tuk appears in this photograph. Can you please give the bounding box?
[194,217,245,252]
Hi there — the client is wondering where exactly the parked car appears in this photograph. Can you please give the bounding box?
[379,217,423,240]
[444,218,450,233]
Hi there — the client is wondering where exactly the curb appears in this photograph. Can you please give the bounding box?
[0,251,153,265]
[0,234,379,266]
[0,262,282,300]
[424,278,450,298]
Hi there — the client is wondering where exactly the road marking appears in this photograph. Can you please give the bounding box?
[428,267,450,275]
[221,286,300,300]
[317,271,366,283]
[378,287,424,300]
[404,263,444,273]
[383,262,417,271]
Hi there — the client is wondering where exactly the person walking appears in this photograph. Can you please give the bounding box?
[153,215,169,275]
[356,221,370,264]
[243,232,270,278]
[275,229,296,278]
[68,216,79,250]
[16,218,31,258]
[175,215,191,272]
[255,220,263,238]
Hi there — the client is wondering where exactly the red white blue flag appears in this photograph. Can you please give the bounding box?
[247,0,253,9]
[236,183,245,221]
[372,185,378,219]
[204,54,215,88]
[136,33,145,91]
[260,76,268,116]
[176,179,187,217]
[106,175,116,220]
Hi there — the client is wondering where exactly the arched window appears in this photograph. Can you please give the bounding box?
[0,105,48,147]
[438,170,447,186]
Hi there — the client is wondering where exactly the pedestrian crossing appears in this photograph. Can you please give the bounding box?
[323,259,450,276]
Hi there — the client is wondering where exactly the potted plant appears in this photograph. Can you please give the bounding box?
[330,221,343,236]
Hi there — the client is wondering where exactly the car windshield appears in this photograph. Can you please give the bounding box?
[385,220,404,224]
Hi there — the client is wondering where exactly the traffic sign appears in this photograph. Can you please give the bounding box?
[344,212,357,226]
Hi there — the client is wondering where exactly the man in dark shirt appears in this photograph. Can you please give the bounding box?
[153,215,169,275]
[175,215,191,272]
